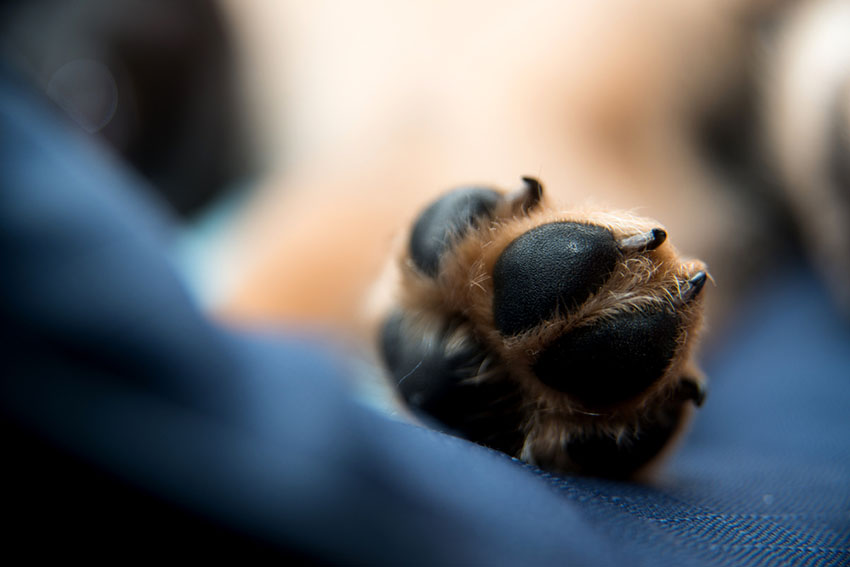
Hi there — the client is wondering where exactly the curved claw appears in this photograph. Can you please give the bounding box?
[618,228,667,253]
[677,377,707,407]
[507,176,544,214]
[675,271,707,306]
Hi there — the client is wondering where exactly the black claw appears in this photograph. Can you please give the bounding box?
[648,228,667,249]
[520,176,544,205]
[618,228,667,253]
[677,377,707,407]
[507,176,544,214]
[678,271,707,304]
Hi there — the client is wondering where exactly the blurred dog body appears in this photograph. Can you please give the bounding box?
[216,0,840,339]
[764,0,850,310]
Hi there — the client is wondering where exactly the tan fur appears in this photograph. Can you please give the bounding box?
[389,182,707,473]
[216,0,780,331]
[211,0,790,477]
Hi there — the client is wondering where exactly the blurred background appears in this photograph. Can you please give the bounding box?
[3,0,849,339]
[3,2,849,562]
[2,0,251,217]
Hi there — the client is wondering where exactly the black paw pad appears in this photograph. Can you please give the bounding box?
[380,312,485,411]
[380,312,525,453]
[409,187,502,277]
[564,405,684,478]
[492,222,621,336]
[533,305,681,407]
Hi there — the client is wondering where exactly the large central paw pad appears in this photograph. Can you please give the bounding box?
[492,222,624,336]
[379,178,709,478]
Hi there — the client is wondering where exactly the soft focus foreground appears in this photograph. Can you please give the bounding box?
[2,0,849,563]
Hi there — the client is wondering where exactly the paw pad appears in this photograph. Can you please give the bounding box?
[380,177,709,477]
[409,187,502,276]
[492,222,621,336]
[532,305,680,407]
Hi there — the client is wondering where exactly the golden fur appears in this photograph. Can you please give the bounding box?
[210,0,847,477]
[387,180,707,475]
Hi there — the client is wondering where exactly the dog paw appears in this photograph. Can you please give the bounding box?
[379,178,709,478]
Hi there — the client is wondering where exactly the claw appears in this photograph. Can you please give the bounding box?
[618,228,667,253]
[507,176,543,214]
[675,271,707,306]
[677,377,707,407]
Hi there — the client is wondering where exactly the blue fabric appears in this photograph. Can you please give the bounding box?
[2,63,848,565]
[545,271,850,566]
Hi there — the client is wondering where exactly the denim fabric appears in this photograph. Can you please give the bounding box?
[2,63,848,565]
[542,271,850,566]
